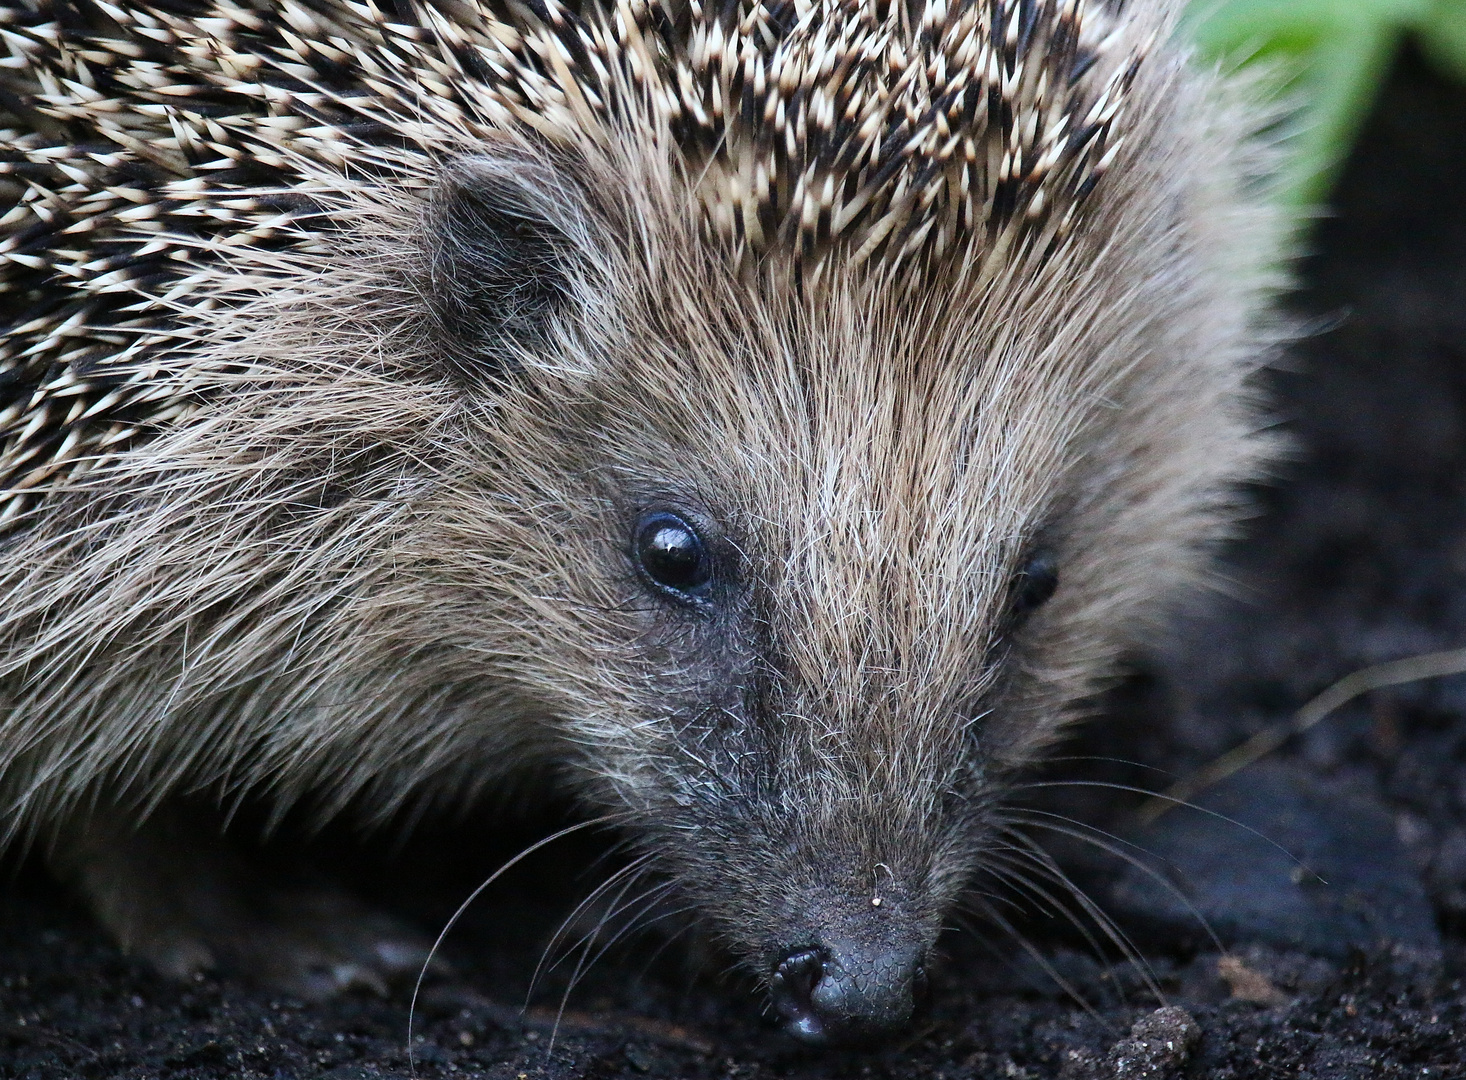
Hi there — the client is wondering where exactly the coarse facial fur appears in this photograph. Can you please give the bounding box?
[0,0,1286,1041]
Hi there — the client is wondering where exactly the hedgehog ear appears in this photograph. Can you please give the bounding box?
[424,153,599,383]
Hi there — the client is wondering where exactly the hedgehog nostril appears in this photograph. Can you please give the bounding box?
[771,942,925,1044]
[770,947,828,1042]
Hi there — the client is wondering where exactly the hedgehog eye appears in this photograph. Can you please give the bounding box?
[634,512,711,599]
[1012,552,1059,617]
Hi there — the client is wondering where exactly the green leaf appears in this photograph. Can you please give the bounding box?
[1183,0,1466,201]
[1419,0,1466,81]
[1183,0,1427,202]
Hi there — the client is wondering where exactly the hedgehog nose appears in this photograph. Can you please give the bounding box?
[770,942,926,1044]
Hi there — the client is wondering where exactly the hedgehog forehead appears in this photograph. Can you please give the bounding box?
[604,299,1059,597]
[597,257,1084,543]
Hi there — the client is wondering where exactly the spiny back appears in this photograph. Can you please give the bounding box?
[1,0,1149,527]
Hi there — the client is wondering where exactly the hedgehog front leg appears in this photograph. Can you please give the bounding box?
[49,803,436,999]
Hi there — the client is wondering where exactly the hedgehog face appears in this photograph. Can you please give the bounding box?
[407,141,1264,1043]
[594,492,1039,1044]
[528,357,1128,1043]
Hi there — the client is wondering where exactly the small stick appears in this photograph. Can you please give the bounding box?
[1135,645,1466,826]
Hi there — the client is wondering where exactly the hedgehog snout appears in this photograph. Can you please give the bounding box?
[769,934,928,1045]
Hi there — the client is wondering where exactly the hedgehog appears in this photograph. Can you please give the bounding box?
[0,0,1286,1044]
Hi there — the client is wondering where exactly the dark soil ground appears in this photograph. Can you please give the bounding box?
[5,43,1466,1080]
